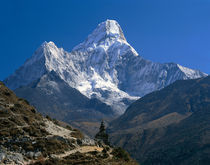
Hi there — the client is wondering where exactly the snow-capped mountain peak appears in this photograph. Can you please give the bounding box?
[73,19,127,52]
[3,41,65,90]
[42,41,56,47]
[4,20,207,114]
[103,19,126,40]
[24,41,62,67]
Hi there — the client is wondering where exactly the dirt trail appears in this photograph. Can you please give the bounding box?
[26,146,103,165]
[52,146,103,159]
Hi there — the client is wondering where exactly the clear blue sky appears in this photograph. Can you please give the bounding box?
[0,0,210,80]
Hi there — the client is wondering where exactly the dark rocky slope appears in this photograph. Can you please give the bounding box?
[108,76,210,164]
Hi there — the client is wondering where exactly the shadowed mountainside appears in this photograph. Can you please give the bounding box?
[108,76,210,164]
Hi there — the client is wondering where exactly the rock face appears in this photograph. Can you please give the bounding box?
[108,76,210,164]
[4,20,207,114]
[0,82,138,165]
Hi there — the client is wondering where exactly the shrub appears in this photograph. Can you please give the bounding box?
[0,130,10,137]
[23,126,42,137]
[76,139,82,145]
[53,119,59,125]
[102,152,109,158]
[23,141,34,151]
[4,91,11,96]
[66,125,72,131]
[46,115,52,121]
[71,130,84,139]
[23,99,30,105]
[23,116,29,123]
[111,147,130,161]
[102,148,107,153]
[9,128,22,136]
[10,107,17,112]
[31,108,36,113]
[34,138,70,155]
[12,144,20,151]
[18,98,30,105]
[40,122,46,127]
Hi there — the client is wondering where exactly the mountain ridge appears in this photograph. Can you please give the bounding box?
[4,19,207,114]
[108,76,210,164]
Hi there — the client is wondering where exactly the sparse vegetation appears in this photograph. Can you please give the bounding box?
[66,125,72,131]
[111,147,131,161]
[71,128,84,139]
[46,115,52,121]
[32,150,138,165]
[18,98,30,105]
[53,118,59,125]
[0,82,137,165]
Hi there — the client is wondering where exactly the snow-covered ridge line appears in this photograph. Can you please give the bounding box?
[177,64,208,78]
[4,19,207,114]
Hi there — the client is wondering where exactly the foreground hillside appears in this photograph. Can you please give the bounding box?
[0,82,137,165]
[109,76,210,164]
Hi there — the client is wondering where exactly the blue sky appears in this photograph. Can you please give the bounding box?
[0,0,210,80]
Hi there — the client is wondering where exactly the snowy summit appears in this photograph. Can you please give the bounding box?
[4,19,207,114]
[73,19,126,51]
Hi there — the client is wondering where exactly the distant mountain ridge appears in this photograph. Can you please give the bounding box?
[4,19,207,114]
